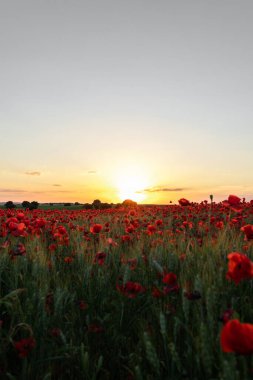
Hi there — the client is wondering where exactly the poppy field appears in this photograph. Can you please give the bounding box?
[1,195,253,379]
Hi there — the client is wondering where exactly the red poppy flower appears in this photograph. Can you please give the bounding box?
[94,251,106,265]
[151,286,164,298]
[178,198,190,206]
[147,225,156,235]
[226,252,253,285]
[117,281,145,298]
[14,337,36,358]
[125,225,135,234]
[64,256,73,264]
[162,272,179,294]
[17,212,25,220]
[122,234,131,242]
[90,224,103,234]
[162,272,177,285]
[9,243,26,257]
[241,224,253,240]
[221,319,253,354]
[227,195,241,206]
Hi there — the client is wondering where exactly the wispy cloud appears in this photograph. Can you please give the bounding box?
[25,171,41,176]
[137,187,186,193]
[0,188,72,195]
[0,188,27,193]
[88,170,97,174]
[32,190,72,194]
[52,184,61,187]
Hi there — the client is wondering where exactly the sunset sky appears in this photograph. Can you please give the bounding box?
[1,1,253,204]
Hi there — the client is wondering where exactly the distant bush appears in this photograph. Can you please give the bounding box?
[122,199,137,207]
[4,200,16,209]
[22,201,39,210]
[83,203,92,210]
[22,201,30,209]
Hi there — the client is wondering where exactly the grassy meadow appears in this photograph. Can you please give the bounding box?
[0,197,253,379]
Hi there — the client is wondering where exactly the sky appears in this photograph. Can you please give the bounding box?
[1,0,253,204]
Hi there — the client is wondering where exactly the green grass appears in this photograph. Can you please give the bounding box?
[0,204,253,379]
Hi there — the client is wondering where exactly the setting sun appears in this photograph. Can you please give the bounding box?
[115,168,149,203]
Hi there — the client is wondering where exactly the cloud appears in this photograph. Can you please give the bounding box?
[25,171,41,176]
[33,190,72,194]
[0,188,72,195]
[52,184,61,187]
[88,170,97,174]
[137,187,186,193]
[0,188,27,193]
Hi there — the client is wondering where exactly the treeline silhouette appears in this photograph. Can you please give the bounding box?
[4,199,137,210]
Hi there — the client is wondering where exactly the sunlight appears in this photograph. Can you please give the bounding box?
[115,167,149,203]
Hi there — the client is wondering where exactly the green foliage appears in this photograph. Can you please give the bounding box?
[4,201,16,209]
[0,204,252,379]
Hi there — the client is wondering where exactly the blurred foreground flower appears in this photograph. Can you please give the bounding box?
[221,319,253,354]
[226,252,253,285]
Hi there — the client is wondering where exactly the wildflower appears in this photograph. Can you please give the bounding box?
[9,243,26,257]
[17,212,25,220]
[216,221,224,230]
[64,256,73,264]
[162,272,179,294]
[14,337,36,358]
[117,281,145,298]
[162,272,177,285]
[49,243,57,252]
[122,234,131,242]
[94,251,106,265]
[147,225,156,235]
[125,225,135,234]
[221,319,253,354]
[107,237,118,247]
[90,224,103,234]
[178,198,190,206]
[227,195,241,206]
[241,224,253,240]
[226,252,253,285]
[151,286,164,298]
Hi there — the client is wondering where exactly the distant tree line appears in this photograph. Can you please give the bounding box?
[4,198,137,210]
[83,199,137,209]
[4,200,39,210]
[22,201,39,210]
[83,199,115,210]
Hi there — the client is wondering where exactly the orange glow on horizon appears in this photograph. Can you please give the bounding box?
[115,167,149,203]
